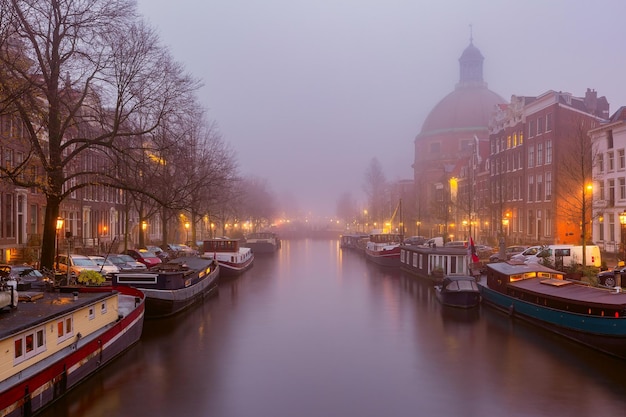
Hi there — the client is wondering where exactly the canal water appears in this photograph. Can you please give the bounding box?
[41,239,626,417]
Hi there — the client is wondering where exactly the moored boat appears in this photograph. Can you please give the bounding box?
[435,275,481,308]
[243,232,281,254]
[113,256,219,319]
[340,233,369,250]
[202,238,254,278]
[479,262,626,359]
[364,232,403,267]
[0,284,145,417]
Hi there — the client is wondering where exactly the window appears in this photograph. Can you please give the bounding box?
[528,176,535,202]
[57,315,74,343]
[608,130,614,149]
[537,116,544,135]
[609,179,615,206]
[537,143,543,166]
[619,149,625,170]
[609,213,615,241]
[537,175,543,201]
[621,178,626,200]
[546,113,553,131]
[89,306,95,320]
[545,172,552,200]
[519,130,524,145]
[599,214,604,241]
[608,151,615,171]
[599,180,605,200]
[101,301,107,314]
[597,153,604,172]
[528,146,534,167]
[545,210,552,237]
[545,140,552,164]
[528,120,536,138]
[14,326,46,364]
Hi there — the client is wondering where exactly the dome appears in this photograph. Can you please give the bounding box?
[419,86,505,137]
[417,41,505,139]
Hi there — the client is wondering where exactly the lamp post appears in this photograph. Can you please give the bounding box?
[184,221,190,245]
[55,217,64,269]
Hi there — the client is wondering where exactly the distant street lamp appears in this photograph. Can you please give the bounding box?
[184,221,190,244]
[55,217,64,269]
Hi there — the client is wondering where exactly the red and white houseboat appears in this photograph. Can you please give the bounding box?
[364,232,404,267]
[202,238,254,278]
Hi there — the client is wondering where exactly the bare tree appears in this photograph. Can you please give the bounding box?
[0,1,199,269]
[363,157,388,226]
[555,114,598,266]
[336,191,357,227]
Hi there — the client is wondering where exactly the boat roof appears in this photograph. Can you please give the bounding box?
[486,261,562,277]
[443,275,475,282]
[510,278,626,308]
[0,290,114,340]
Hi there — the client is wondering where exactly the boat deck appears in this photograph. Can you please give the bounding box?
[0,289,117,339]
[509,278,626,308]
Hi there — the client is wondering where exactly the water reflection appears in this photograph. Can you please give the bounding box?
[40,239,626,417]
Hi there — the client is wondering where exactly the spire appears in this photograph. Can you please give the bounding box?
[458,29,484,85]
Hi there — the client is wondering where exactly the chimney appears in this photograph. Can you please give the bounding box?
[585,88,598,114]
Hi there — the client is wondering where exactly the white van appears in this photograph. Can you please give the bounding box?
[571,245,601,267]
[423,237,444,248]
[517,244,601,268]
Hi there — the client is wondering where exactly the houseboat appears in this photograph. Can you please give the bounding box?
[364,232,404,267]
[480,262,626,359]
[340,233,369,250]
[400,245,472,281]
[0,285,145,416]
[202,238,254,278]
[113,256,219,319]
[243,232,281,254]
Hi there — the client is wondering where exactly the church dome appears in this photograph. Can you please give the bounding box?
[417,41,505,139]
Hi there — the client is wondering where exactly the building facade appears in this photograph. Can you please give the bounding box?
[590,107,626,257]
[488,89,608,247]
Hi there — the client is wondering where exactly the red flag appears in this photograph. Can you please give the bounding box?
[468,236,480,263]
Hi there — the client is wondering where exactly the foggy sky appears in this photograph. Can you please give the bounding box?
[136,0,626,217]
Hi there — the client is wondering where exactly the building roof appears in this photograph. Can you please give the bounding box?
[417,41,505,140]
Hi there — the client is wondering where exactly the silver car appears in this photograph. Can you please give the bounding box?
[107,254,148,272]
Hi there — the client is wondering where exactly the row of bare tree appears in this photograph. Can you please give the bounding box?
[0,1,277,269]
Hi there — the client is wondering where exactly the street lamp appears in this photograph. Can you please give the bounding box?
[55,217,64,269]
[184,221,190,244]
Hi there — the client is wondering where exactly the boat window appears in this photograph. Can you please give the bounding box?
[57,316,74,343]
[510,274,523,282]
[14,326,47,364]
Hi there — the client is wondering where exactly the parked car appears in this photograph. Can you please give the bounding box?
[166,243,197,257]
[0,264,51,290]
[125,249,162,268]
[55,254,102,278]
[489,245,529,262]
[403,236,426,246]
[108,254,148,272]
[597,267,626,288]
[88,255,120,278]
[146,245,169,261]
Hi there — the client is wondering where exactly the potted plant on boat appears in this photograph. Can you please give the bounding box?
[431,265,444,279]
[77,270,105,286]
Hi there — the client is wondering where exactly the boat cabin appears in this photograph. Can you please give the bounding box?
[203,238,242,253]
